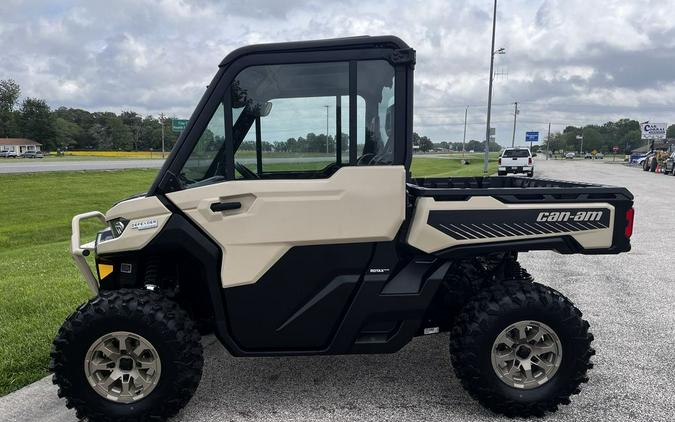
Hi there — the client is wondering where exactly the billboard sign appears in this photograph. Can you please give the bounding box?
[641,122,666,139]
[525,131,539,142]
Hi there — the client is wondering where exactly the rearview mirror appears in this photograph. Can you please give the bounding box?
[250,101,273,117]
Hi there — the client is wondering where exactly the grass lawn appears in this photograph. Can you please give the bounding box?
[0,155,496,396]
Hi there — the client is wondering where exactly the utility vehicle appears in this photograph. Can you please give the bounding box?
[52,36,635,421]
[497,147,534,177]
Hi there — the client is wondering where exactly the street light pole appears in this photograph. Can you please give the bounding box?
[159,112,165,159]
[462,105,468,162]
[546,122,551,160]
[511,101,518,147]
[484,0,499,175]
[324,105,330,154]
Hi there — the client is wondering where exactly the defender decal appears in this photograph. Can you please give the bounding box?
[428,208,611,241]
[130,218,159,231]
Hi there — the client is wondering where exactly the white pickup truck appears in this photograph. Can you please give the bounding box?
[498,147,534,177]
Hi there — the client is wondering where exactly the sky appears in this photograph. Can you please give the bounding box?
[1,0,675,146]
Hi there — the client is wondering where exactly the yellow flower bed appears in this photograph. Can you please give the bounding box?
[67,151,159,158]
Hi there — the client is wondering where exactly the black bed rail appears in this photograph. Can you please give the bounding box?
[408,176,634,204]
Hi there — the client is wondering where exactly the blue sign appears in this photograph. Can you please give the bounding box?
[525,131,539,142]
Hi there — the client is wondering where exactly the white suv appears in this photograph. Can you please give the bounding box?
[498,148,534,177]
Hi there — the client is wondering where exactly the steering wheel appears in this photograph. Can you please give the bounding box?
[356,153,375,166]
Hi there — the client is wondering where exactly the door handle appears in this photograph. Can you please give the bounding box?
[210,201,242,212]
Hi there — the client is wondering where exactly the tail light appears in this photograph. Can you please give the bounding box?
[498,158,501,164]
[528,157,533,165]
[625,208,634,238]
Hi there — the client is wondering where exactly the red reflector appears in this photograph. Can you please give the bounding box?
[498,158,501,164]
[625,208,634,238]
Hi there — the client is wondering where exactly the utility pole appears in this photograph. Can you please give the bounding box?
[546,122,551,160]
[324,105,330,153]
[462,106,468,163]
[511,101,518,147]
[159,112,165,159]
[484,0,502,175]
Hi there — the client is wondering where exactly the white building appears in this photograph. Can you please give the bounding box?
[0,138,42,153]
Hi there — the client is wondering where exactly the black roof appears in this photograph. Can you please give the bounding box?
[219,35,409,67]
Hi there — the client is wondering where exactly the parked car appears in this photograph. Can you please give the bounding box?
[497,147,534,177]
[565,152,576,159]
[584,153,593,159]
[19,150,44,159]
[595,152,604,159]
[0,150,18,158]
[664,152,675,175]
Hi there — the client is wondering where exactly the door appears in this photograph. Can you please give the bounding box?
[164,51,409,350]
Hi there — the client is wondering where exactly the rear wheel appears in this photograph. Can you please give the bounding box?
[449,280,594,417]
[50,289,203,422]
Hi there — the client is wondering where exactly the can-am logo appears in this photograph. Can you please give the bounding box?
[536,211,603,222]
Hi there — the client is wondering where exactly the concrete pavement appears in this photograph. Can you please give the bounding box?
[1,159,674,421]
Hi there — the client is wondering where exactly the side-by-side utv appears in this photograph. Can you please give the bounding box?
[51,36,635,421]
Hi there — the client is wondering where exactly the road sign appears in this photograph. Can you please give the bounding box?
[613,145,619,152]
[641,122,666,139]
[525,131,539,142]
[171,119,188,132]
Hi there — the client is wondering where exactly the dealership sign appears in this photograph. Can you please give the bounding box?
[641,122,666,139]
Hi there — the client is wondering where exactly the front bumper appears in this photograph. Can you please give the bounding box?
[71,211,106,296]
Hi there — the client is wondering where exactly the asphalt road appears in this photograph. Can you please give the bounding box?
[0,159,166,173]
[0,156,335,173]
[1,159,674,421]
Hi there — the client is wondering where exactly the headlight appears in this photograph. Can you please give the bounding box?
[109,218,129,238]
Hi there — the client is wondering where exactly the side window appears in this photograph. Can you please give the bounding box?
[232,62,350,178]
[357,60,396,165]
[174,57,400,189]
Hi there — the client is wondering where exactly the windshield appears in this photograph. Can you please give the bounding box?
[502,149,530,158]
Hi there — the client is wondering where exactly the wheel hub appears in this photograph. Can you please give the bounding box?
[84,331,162,403]
[491,320,562,390]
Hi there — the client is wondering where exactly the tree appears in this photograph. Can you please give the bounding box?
[419,137,433,152]
[19,98,56,149]
[0,79,21,137]
[581,127,602,152]
[0,79,20,111]
[667,124,675,139]
[53,117,82,149]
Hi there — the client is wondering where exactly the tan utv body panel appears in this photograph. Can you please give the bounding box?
[97,196,171,254]
[407,196,615,253]
[167,166,407,288]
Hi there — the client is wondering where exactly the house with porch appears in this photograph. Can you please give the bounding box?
[0,138,42,154]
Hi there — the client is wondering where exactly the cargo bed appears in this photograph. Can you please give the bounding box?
[405,176,634,257]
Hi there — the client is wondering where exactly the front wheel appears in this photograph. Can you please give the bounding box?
[449,280,594,417]
[50,289,203,422]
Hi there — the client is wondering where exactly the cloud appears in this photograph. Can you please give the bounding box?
[1,0,674,144]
